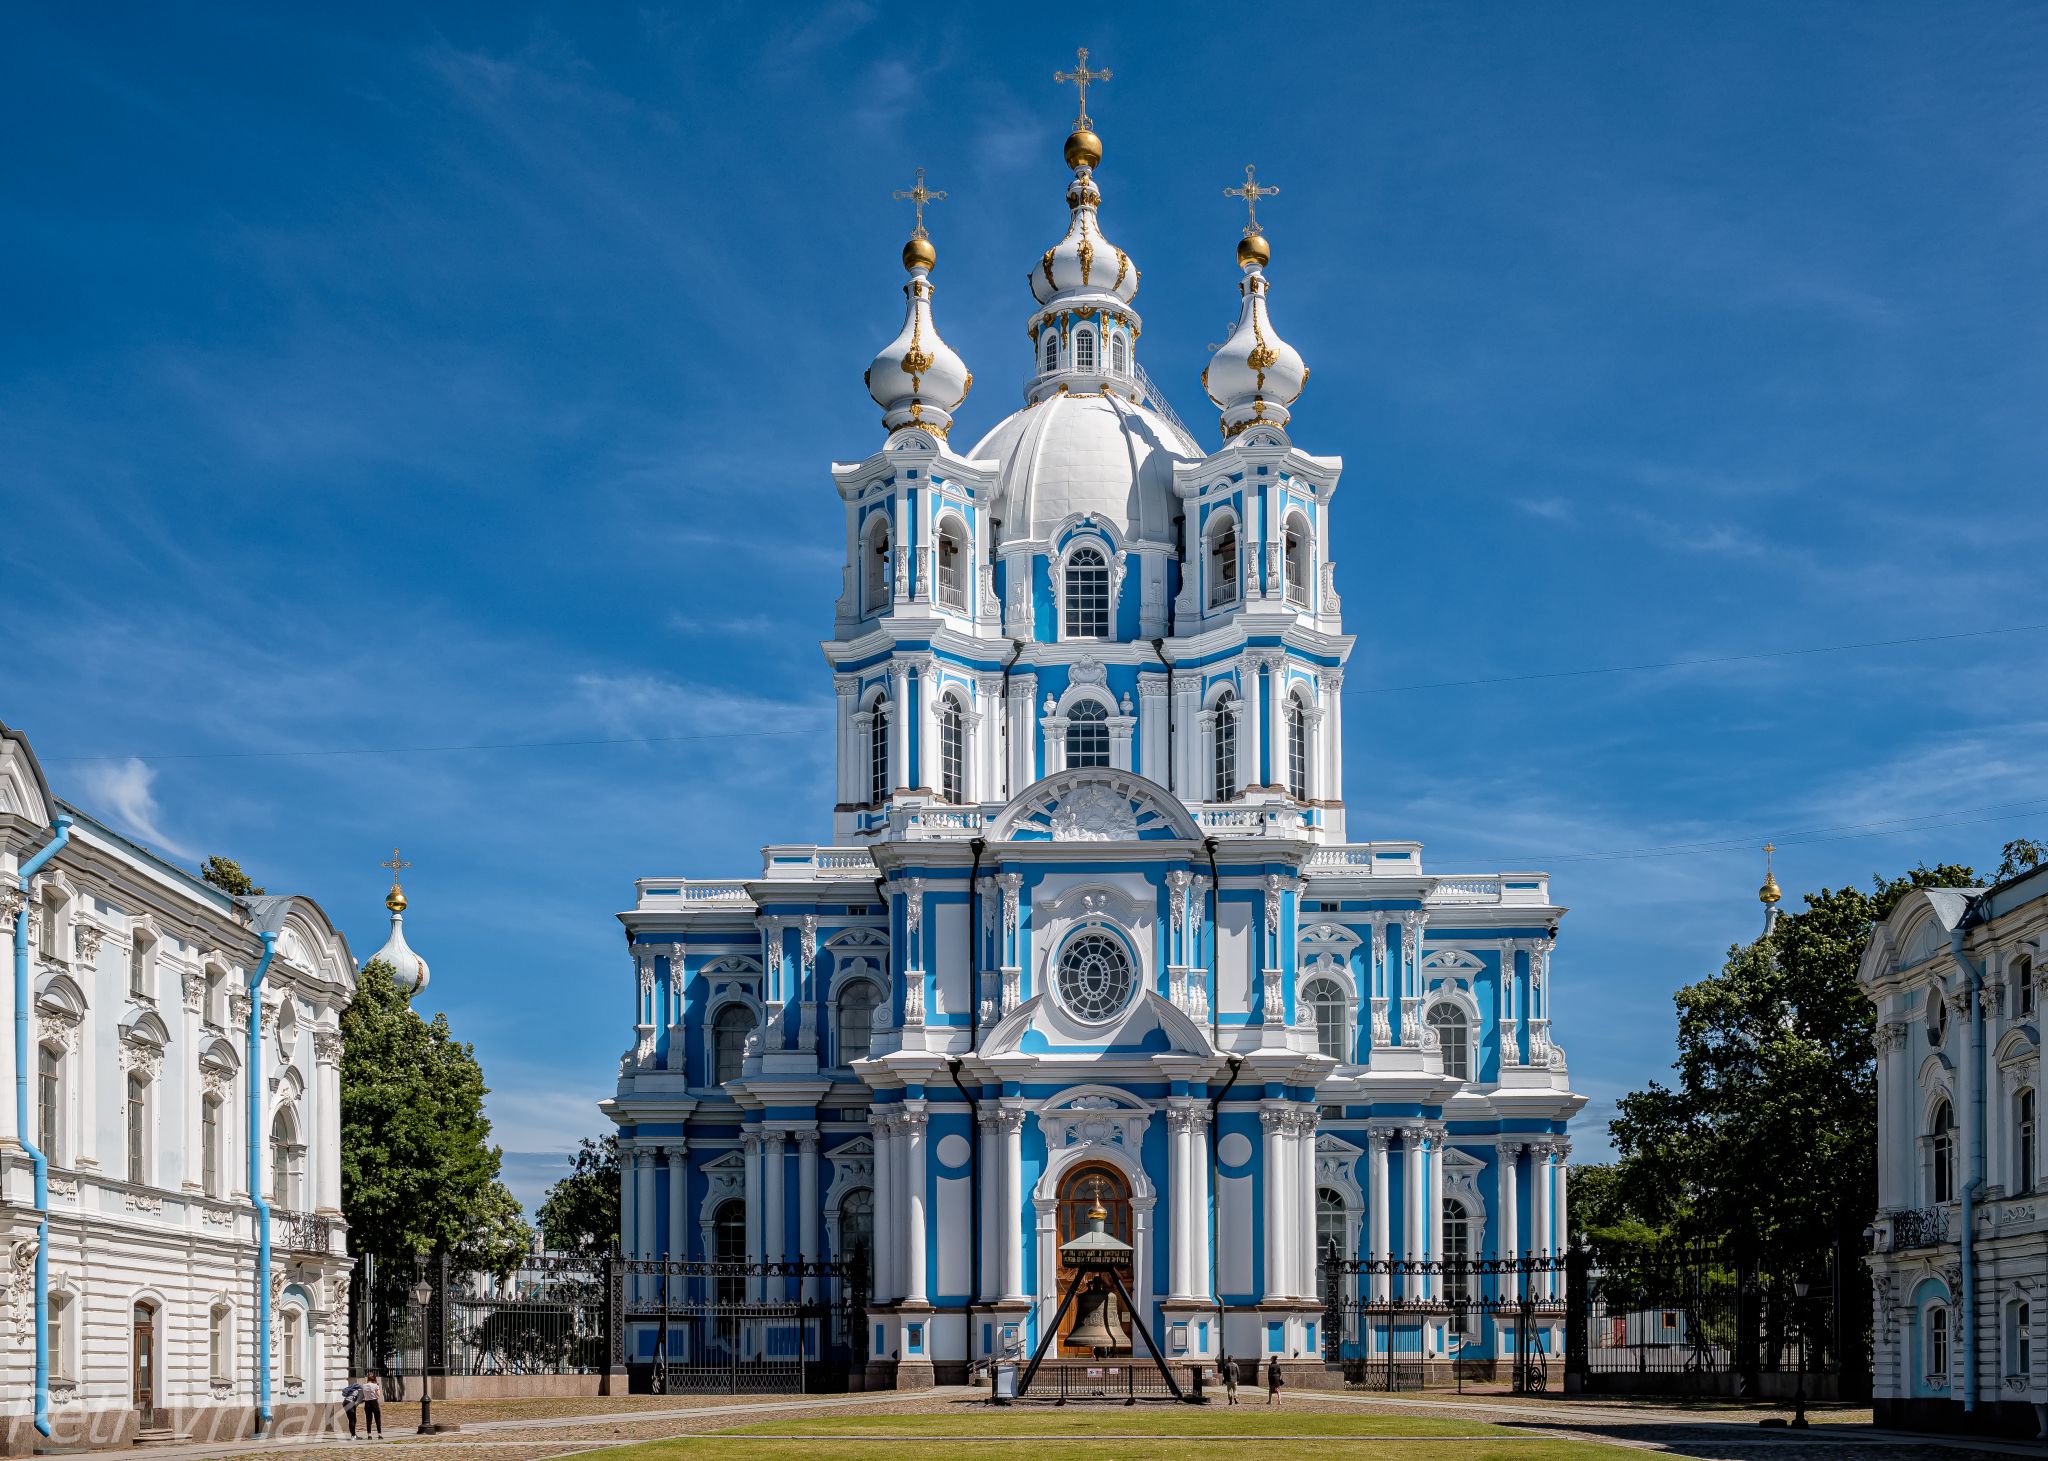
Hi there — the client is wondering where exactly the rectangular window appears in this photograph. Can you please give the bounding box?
[38,1046,59,1162]
[2020,956,2036,1016]
[206,971,225,1029]
[130,940,147,996]
[202,1098,221,1198]
[1930,1307,1950,1376]
[2013,1301,2032,1381]
[49,1296,70,1382]
[38,903,57,959]
[282,1310,303,1384]
[127,1076,147,1186]
[210,1308,230,1382]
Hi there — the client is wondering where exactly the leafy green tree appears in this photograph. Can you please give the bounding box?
[1609,860,1978,1264]
[537,1134,620,1256]
[1995,837,2046,881]
[1569,1161,1667,1245]
[200,855,264,896]
[340,959,530,1273]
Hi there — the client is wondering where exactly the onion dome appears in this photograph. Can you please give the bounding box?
[865,170,971,438]
[1759,842,1782,907]
[1022,124,1150,411]
[367,870,430,996]
[1029,160,1140,312]
[1204,226,1307,438]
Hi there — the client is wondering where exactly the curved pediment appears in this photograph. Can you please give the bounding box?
[991,768,1201,844]
[980,989,1212,1058]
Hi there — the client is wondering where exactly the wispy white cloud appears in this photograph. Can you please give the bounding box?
[1515,496,1574,523]
[75,757,198,860]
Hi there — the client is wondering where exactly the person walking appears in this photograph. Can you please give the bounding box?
[362,1371,384,1438]
[1265,1358,1284,1406]
[1221,1356,1240,1406]
[340,1377,363,1438]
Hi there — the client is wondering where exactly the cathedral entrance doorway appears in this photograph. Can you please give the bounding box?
[1055,1163,1132,1357]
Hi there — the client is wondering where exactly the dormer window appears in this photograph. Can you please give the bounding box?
[1043,332,1059,374]
[1073,327,1096,373]
[1111,334,1128,374]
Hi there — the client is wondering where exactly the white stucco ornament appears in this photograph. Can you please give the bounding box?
[1049,782,1138,841]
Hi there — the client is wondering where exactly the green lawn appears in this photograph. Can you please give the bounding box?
[598,1407,1634,1460]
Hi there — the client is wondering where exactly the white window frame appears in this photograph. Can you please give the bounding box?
[210,1303,234,1385]
[1042,330,1059,374]
[1073,326,1096,373]
[1062,698,1112,769]
[49,1290,76,1385]
[937,693,967,803]
[1110,333,1128,374]
[1427,1001,1473,1082]
[1062,545,1112,639]
[935,516,969,612]
[866,694,892,807]
[709,1000,757,1087]
[834,976,883,1068]
[1205,513,1240,609]
[862,513,892,617]
[126,1071,151,1187]
[1210,691,1239,801]
[1283,512,1312,606]
[1286,691,1313,800]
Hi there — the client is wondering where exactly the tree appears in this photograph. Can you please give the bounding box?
[1995,837,2046,882]
[1609,860,1978,1265]
[340,958,531,1270]
[200,855,264,896]
[537,1134,620,1256]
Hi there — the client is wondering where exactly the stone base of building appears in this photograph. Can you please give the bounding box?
[862,1356,937,1390]
[1873,1395,2048,1442]
[3,1402,338,1457]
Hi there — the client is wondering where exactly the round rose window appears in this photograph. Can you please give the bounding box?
[1057,930,1136,1023]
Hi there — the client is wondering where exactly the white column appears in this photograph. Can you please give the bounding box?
[1242,660,1265,790]
[1427,1127,1446,1303]
[902,1106,929,1305]
[1497,1141,1521,1311]
[1261,1106,1287,1301]
[314,1031,342,1212]
[1001,1109,1027,1301]
[1402,1126,1423,1276]
[1008,674,1037,791]
[1319,668,1344,808]
[834,675,857,803]
[667,1142,688,1263]
[1167,1107,1191,1299]
[1534,1143,1555,1298]
[1368,1131,1391,1301]
[885,683,907,795]
[619,1141,637,1261]
[1295,1109,1318,1298]
[1188,1116,1212,1302]
[1264,655,1288,790]
[635,1148,658,1304]
[799,1132,821,1308]
[1554,1142,1570,1256]
[742,1133,764,1302]
[764,1129,788,1303]
[977,1115,999,1302]
[872,1114,897,1303]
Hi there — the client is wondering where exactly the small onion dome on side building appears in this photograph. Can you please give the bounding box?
[367,875,430,996]
[1204,227,1307,438]
[864,215,972,438]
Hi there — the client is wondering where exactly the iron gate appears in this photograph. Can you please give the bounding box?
[625,1258,865,1393]
[1321,1254,1568,1393]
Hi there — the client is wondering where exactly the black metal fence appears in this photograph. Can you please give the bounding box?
[625,1258,865,1393]
[1028,1361,1204,1404]
[1320,1254,1568,1394]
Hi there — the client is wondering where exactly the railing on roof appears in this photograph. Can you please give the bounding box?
[1131,361,1195,442]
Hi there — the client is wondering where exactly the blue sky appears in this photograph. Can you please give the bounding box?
[5,3,2046,1213]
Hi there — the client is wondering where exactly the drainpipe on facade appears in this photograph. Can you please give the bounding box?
[1949,924,1985,1415]
[246,930,278,1436]
[998,639,1022,801]
[13,813,73,1439]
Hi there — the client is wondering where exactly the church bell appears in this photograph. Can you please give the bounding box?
[1065,1279,1130,1354]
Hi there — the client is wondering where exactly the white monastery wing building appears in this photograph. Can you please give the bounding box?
[605,111,1584,1387]
[1,722,354,1451]
[1862,870,2046,1439]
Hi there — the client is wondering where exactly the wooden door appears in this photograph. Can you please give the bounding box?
[132,1304,156,1410]
[1053,1163,1132,1356]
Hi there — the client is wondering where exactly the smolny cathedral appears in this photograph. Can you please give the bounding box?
[605,76,1583,1387]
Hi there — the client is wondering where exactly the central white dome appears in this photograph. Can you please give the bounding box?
[970,390,1199,546]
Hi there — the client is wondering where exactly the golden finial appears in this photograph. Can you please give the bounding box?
[381,847,412,913]
[1055,47,1110,169]
[1758,842,1781,907]
[1226,164,1280,269]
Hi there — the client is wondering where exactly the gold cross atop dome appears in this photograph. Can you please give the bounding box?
[1759,842,1782,907]
[892,167,946,240]
[1054,47,1111,130]
[1226,164,1280,237]
[382,847,412,912]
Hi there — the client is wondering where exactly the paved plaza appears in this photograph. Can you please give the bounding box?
[78,1389,2038,1461]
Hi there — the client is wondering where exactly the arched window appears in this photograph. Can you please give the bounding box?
[1064,546,1111,637]
[938,694,966,803]
[1284,515,1311,605]
[1286,694,1311,800]
[838,1187,874,1280]
[280,1307,304,1386]
[2018,1088,2037,1194]
[201,1095,222,1198]
[864,517,892,615]
[2018,954,2035,1017]
[1931,1097,1956,1204]
[1211,693,1238,801]
[271,1108,301,1209]
[936,521,967,610]
[1315,1188,1348,1299]
[1111,334,1128,374]
[1929,1304,1950,1377]
[1428,1003,1471,1082]
[713,1199,747,1304]
[837,981,879,1066]
[1207,518,1239,608]
[1043,330,1059,374]
[1443,1201,1473,1306]
[1304,977,1347,1062]
[712,1005,753,1086]
[209,1304,232,1383]
[1928,992,1949,1047]
[1065,700,1110,769]
[1073,327,1096,373]
[37,1043,60,1164]
[869,701,890,806]
[126,1073,148,1186]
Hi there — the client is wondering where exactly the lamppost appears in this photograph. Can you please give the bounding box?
[1790,1278,1810,1430]
[413,1257,440,1436]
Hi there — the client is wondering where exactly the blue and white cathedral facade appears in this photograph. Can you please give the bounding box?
[605,107,1583,1386]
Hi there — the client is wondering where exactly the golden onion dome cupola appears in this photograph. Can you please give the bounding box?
[1026,48,1145,408]
[367,847,431,997]
[864,167,971,438]
[1204,165,1308,438]
[1759,842,1782,907]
